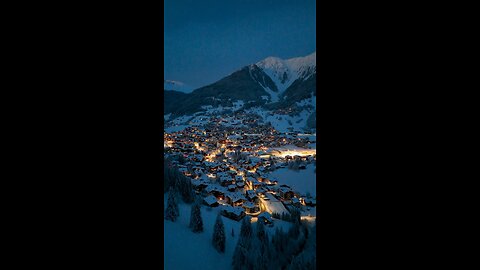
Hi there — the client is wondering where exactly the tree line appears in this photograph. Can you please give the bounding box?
[232,217,316,270]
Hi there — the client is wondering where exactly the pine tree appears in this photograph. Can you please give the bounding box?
[256,220,268,245]
[254,221,270,270]
[189,202,203,233]
[249,237,262,270]
[240,216,253,239]
[232,241,247,270]
[165,188,179,222]
[233,217,253,270]
[212,214,226,253]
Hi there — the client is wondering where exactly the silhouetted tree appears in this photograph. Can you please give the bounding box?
[212,214,226,253]
[189,202,203,233]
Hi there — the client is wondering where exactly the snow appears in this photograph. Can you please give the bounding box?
[231,100,244,111]
[267,164,316,197]
[164,125,189,133]
[164,201,239,270]
[204,195,218,205]
[296,95,316,108]
[164,80,194,93]
[244,106,314,133]
[261,193,290,215]
[255,52,316,94]
[243,201,255,208]
[164,196,293,270]
[221,205,244,216]
[261,85,280,103]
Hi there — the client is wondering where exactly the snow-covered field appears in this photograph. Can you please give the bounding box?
[164,197,292,270]
[267,164,316,197]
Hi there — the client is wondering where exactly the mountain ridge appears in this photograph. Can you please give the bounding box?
[164,52,316,116]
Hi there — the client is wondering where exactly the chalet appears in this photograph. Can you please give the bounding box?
[243,201,260,215]
[220,205,245,221]
[235,181,245,189]
[262,178,276,186]
[257,212,273,225]
[203,195,219,207]
[191,179,208,191]
[246,190,259,202]
[291,197,301,207]
[227,184,236,192]
[226,192,246,207]
[278,186,295,200]
[219,177,235,187]
[205,185,226,200]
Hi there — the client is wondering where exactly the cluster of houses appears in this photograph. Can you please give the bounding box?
[164,119,316,224]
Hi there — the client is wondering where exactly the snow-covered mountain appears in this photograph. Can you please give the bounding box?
[164,52,316,117]
[254,52,316,93]
[164,80,193,93]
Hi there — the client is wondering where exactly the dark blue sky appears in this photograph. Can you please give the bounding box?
[164,0,316,89]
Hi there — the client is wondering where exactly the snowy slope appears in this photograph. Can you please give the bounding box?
[164,80,194,93]
[244,105,315,133]
[164,197,292,270]
[267,164,317,197]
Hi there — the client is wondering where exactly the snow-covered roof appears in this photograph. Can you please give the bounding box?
[226,192,246,202]
[246,190,257,198]
[191,179,208,187]
[221,205,245,216]
[262,193,289,215]
[257,212,272,220]
[243,201,255,208]
[203,195,218,205]
[205,185,227,194]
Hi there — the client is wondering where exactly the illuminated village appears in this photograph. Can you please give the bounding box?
[164,115,317,225]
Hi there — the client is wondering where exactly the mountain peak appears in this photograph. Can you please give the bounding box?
[164,80,194,93]
[254,52,316,92]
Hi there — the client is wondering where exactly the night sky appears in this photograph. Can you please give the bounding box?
[164,0,316,89]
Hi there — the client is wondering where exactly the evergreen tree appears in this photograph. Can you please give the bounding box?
[233,217,253,270]
[256,220,268,245]
[232,241,248,270]
[249,237,263,270]
[212,214,226,253]
[254,221,270,270]
[189,202,203,233]
[178,173,194,203]
[165,188,179,222]
[239,216,253,239]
